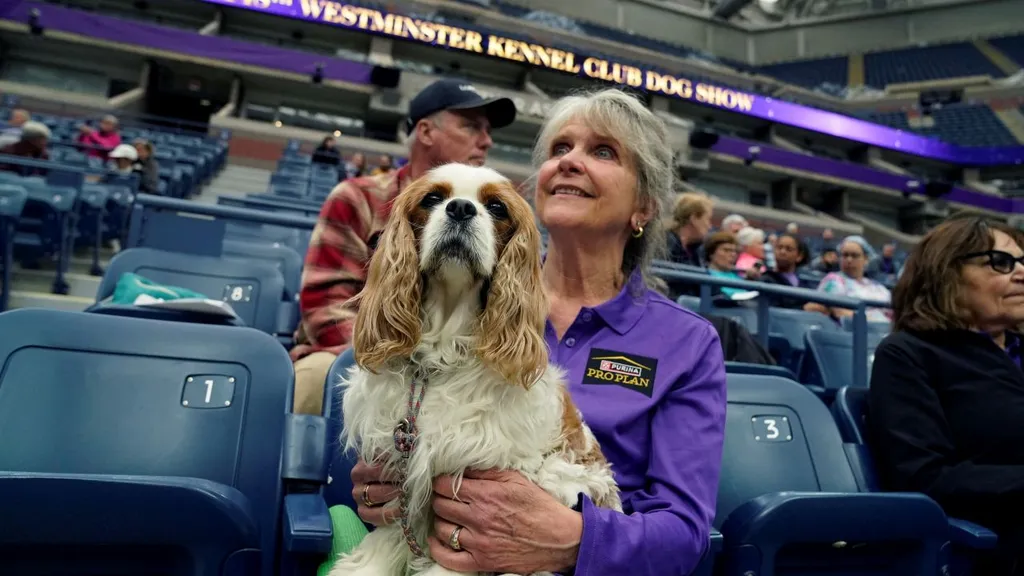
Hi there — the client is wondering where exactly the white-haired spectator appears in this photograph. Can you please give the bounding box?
[734,226,766,278]
[785,222,799,234]
[0,120,50,176]
[77,114,122,160]
[722,213,748,234]
[0,108,30,148]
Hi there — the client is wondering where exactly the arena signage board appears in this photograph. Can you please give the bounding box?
[201,0,1024,167]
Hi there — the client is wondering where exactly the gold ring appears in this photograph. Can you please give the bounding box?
[361,484,376,508]
[448,526,463,551]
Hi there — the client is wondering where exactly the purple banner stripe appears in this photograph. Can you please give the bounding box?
[712,135,1015,213]
[3,2,374,85]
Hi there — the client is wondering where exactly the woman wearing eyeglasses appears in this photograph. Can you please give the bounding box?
[804,236,892,323]
[869,217,1024,575]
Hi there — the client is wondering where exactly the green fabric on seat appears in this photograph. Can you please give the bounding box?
[317,505,369,576]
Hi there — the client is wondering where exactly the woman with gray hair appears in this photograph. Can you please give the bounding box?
[411,89,725,575]
[340,89,726,576]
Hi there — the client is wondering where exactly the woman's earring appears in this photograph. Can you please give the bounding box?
[632,225,645,239]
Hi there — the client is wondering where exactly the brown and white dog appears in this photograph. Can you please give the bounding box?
[329,164,620,576]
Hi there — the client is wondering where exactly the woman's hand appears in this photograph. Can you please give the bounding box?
[350,459,401,526]
[744,266,762,280]
[428,469,583,574]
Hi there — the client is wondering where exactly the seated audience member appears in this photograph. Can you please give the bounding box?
[339,88,725,576]
[344,152,366,179]
[734,226,766,275]
[877,243,900,276]
[370,154,394,175]
[312,136,341,166]
[722,213,748,234]
[108,144,137,175]
[762,232,811,309]
[0,108,30,148]
[806,236,891,323]
[77,115,121,160]
[812,247,839,273]
[291,78,517,415]
[785,222,799,235]
[869,216,1024,575]
[132,139,160,194]
[665,192,713,267]
[704,231,759,299]
[0,121,50,176]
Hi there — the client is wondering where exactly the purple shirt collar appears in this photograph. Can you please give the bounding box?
[590,268,648,335]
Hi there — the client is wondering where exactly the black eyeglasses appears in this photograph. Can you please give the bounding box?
[960,250,1024,274]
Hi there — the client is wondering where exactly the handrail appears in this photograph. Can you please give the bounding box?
[653,267,877,388]
[133,193,318,229]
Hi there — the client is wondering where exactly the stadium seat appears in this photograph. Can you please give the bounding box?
[73,183,111,276]
[13,179,77,294]
[94,247,287,335]
[832,387,999,575]
[769,307,842,372]
[0,309,331,575]
[323,348,361,519]
[725,361,798,381]
[800,329,885,397]
[0,184,28,311]
[717,374,950,575]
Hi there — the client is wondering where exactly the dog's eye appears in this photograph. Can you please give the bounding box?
[485,199,508,220]
[420,191,444,209]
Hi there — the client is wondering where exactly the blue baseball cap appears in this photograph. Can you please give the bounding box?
[405,78,517,135]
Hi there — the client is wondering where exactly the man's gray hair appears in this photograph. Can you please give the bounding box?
[20,121,51,140]
[531,88,673,290]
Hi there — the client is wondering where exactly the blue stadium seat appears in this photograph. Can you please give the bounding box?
[13,179,77,294]
[73,183,110,276]
[801,329,885,396]
[324,348,361,518]
[0,183,28,311]
[769,307,842,372]
[94,247,287,335]
[0,309,331,575]
[832,387,999,575]
[725,361,798,381]
[717,374,949,575]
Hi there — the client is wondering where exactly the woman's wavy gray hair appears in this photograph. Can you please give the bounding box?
[531,88,674,291]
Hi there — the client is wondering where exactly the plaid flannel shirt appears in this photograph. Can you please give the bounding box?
[290,166,408,362]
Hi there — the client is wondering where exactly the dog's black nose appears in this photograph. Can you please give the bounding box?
[445,199,477,222]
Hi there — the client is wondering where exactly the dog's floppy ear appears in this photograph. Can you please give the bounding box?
[352,179,429,372]
[476,182,548,389]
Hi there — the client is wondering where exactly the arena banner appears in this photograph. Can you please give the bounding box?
[200,0,1024,167]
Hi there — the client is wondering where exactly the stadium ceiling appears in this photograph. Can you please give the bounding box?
[663,0,989,25]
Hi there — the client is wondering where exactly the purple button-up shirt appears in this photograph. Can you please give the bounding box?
[546,270,727,576]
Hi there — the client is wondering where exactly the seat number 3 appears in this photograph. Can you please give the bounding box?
[752,415,792,442]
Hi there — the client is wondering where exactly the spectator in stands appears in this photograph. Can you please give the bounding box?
[371,154,394,175]
[0,121,50,176]
[705,230,761,298]
[734,226,766,277]
[291,78,516,415]
[312,135,341,166]
[108,144,137,175]
[722,213,748,234]
[132,138,160,194]
[806,236,891,323]
[0,108,30,148]
[665,191,713,267]
[877,242,900,276]
[813,247,839,273]
[869,216,1024,575]
[77,114,121,160]
[761,232,812,309]
[344,151,366,179]
[786,222,799,235]
[340,88,725,576]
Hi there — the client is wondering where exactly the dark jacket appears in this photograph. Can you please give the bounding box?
[760,270,809,310]
[702,314,775,365]
[312,145,341,166]
[869,329,1024,572]
[0,140,49,176]
[133,156,160,194]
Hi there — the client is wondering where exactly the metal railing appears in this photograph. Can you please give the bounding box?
[652,265,890,388]
[129,193,318,230]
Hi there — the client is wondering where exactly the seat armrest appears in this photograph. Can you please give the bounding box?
[283,493,333,554]
[948,517,998,550]
[721,492,948,547]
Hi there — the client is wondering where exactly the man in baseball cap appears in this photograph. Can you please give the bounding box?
[290,78,517,415]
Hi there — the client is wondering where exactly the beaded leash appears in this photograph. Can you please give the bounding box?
[393,375,429,557]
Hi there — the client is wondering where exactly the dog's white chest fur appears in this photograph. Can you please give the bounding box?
[329,360,620,576]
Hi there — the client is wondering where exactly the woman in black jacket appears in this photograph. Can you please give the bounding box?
[312,136,341,166]
[761,232,810,309]
[869,216,1024,575]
